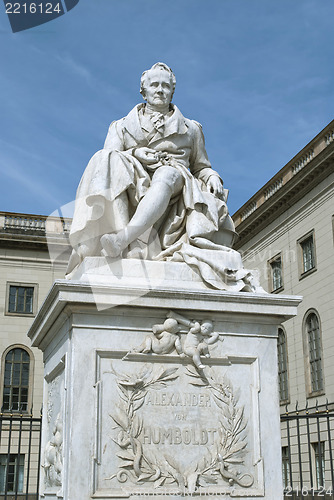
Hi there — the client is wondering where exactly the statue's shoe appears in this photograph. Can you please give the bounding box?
[100,234,122,258]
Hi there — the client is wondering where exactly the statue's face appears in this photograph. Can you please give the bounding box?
[143,69,173,109]
[201,322,213,335]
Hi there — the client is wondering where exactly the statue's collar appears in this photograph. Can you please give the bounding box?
[124,104,188,142]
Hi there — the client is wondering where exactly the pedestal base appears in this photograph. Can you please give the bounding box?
[28,265,301,500]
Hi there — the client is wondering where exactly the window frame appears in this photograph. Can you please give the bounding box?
[268,253,284,293]
[0,453,25,494]
[312,441,325,489]
[303,310,325,398]
[5,282,38,317]
[277,327,289,405]
[0,345,34,414]
[281,446,291,488]
[297,230,317,279]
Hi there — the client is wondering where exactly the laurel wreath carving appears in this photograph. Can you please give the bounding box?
[108,363,254,493]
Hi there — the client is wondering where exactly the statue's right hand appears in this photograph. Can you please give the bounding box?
[133,147,157,165]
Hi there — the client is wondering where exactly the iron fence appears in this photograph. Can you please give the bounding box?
[0,412,42,500]
[0,402,332,499]
[281,401,334,499]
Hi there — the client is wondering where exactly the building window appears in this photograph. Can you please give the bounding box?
[277,328,289,402]
[301,236,315,272]
[298,231,316,278]
[312,441,325,489]
[2,348,30,412]
[269,254,283,292]
[8,285,33,314]
[5,283,38,317]
[0,454,24,493]
[282,446,290,488]
[304,311,324,395]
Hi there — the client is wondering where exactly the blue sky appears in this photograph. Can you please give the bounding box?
[0,0,333,217]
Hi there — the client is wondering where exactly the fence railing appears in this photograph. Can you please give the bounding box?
[281,402,334,499]
[0,412,42,500]
[0,403,332,499]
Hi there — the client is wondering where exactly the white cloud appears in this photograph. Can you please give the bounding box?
[55,53,94,84]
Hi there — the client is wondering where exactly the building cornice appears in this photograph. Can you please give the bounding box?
[232,121,334,249]
[0,211,72,251]
[239,180,334,259]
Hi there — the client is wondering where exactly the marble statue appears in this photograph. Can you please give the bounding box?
[66,63,262,292]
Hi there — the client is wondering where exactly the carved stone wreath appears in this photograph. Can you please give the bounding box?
[108,363,254,493]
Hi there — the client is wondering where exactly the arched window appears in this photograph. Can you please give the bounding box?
[2,348,30,412]
[304,311,324,394]
[277,328,289,402]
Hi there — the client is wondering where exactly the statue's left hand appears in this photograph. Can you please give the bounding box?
[133,147,157,165]
[207,176,224,198]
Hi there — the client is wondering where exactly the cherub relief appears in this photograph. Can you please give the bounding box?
[167,311,219,369]
[131,310,219,369]
[132,317,183,356]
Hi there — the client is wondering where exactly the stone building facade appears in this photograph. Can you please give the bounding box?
[0,211,70,494]
[233,120,334,493]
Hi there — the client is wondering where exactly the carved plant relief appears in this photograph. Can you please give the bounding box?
[43,413,63,488]
[43,368,64,490]
[107,363,254,493]
[46,376,59,424]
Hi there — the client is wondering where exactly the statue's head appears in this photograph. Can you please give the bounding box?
[164,318,180,334]
[201,320,214,335]
[140,62,176,107]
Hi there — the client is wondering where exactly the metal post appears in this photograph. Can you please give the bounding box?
[325,401,334,495]
[316,402,324,491]
[306,408,314,499]
[285,408,294,493]
[36,409,43,500]
[4,413,13,500]
[296,405,304,492]
[14,413,23,499]
[25,413,33,500]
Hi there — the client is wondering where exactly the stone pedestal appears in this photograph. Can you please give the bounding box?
[28,259,301,500]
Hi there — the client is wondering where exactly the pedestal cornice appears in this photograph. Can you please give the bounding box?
[28,276,302,351]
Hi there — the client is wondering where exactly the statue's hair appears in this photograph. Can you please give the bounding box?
[140,62,176,99]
